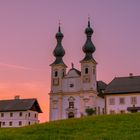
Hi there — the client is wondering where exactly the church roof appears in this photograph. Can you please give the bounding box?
[65,68,81,78]
[104,75,140,95]
[71,68,81,76]
[0,98,42,113]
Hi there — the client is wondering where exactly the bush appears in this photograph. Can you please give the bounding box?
[85,108,96,116]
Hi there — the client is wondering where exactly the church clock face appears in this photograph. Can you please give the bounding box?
[53,78,59,86]
[83,75,90,83]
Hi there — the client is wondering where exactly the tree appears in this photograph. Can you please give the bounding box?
[85,108,96,116]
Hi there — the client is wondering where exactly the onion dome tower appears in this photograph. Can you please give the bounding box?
[80,18,97,91]
[50,24,67,94]
[82,18,96,62]
[51,24,66,66]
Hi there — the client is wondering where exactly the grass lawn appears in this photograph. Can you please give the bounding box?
[0,113,140,140]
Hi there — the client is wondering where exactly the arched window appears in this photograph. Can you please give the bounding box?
[54,71,58,77]
[68,97,75,108]
[85,68,88,74]
[69,102,74,108]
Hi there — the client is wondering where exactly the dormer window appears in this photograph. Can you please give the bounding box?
[54,71,58,77]
[85,68,88,74]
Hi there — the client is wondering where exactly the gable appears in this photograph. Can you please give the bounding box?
[65,68,81,78]
[0,98,42,113]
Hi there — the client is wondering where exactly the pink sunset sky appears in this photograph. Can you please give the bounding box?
[0,0,140,122]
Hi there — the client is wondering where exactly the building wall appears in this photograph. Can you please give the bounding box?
[62,77,81,92]
[50,96,59,121]
[0,110,39,128]
[81,62,97,91]
[96,97,105,115]
[50,92,101,121]
[105,93,140,114]
[62,95,81,119]
[50,61,105,121]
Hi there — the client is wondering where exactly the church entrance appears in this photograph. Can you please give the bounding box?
[68,112,74,118]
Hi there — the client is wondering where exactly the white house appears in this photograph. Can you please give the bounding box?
[49,20,107,121]
[104,74,140,114]
[0,96,42,128]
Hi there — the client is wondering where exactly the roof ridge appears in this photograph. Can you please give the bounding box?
[0,98,36,102]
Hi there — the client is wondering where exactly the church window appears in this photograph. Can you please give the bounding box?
[69,102,74,108]
[69,84,74,88]
[54,71,58,77]
[85,68,88,74]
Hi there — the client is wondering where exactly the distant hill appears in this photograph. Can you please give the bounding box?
[1,113,140,140]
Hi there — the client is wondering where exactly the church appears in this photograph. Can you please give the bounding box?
[49,20,107,121]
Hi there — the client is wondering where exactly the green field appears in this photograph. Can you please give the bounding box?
[1,113,140,140]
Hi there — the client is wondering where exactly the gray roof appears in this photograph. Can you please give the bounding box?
[104,75,140,95]
[97,81,107,97]
[0,98,42,113]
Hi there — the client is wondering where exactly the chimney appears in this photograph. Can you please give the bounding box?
[129,73,133,78]
[14,95,20,100]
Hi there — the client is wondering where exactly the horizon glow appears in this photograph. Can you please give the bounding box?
[0,0,140,122]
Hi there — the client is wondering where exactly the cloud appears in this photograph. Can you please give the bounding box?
[0,62,45,71]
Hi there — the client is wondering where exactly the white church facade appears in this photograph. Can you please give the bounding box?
[49,20,107,121]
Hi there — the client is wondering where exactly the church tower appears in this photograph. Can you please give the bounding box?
[49,20,106,121]
[49,25,67,120]
[50,25,67,93]
[80,19,97,91]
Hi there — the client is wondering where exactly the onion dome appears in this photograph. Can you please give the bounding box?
[85,20,93,36]
[82,19,96,61]
[51,25,66,66]
[55,26,64,40]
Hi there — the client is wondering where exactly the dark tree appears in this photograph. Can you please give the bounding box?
[85,108,96,116]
